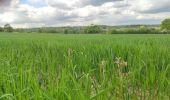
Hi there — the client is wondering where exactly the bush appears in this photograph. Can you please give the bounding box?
[39,28,59,33]
[108,29,120,34]
[84,24,102,34]
[64,28,80,34]
[109,26,160,34]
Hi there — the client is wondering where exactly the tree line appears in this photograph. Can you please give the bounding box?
[1,18,170,34]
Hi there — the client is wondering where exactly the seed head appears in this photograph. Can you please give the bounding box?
[68,48,73,57]
[114,57,128,68]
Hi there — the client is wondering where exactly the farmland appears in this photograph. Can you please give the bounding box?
[0,33,169,99]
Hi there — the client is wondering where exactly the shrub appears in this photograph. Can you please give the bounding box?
[108,29,120,34]
[84,24,102,34]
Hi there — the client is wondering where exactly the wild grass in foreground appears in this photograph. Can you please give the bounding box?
[0,33,169,100]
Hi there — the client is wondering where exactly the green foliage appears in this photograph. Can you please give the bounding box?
[161,18,170,30]
[64,29,69,34]
[109,26,160,34]
[14,25,168,34]
[39,27,59,33]
[4,24,13,32]
[108,29,120,34]
[84,24,102,34]
[0,27,3,32]
[64,28,79,34]
[0,33,169,99]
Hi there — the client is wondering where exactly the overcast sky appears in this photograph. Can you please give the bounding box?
[0,0,170,28]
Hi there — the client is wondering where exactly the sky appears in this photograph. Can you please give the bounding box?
[0,0,170,28]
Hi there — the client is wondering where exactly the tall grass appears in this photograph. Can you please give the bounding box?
[0,33,169,99]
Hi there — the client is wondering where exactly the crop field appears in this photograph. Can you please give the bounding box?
[0,33,169,100]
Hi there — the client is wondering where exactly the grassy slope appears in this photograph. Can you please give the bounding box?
[0,33,169,100]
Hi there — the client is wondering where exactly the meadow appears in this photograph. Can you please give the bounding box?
[0,33,169,100]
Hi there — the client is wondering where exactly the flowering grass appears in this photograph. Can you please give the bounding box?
[0,33,169,99]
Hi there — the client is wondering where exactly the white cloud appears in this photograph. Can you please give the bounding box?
[129,0,170,13]
[26,6,56,22]
[0,0,170,28]
[46,0,122,9]
[0,12,17,23]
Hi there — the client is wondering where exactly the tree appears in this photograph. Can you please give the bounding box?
[64,29,69,34]
[4,24,13,32]
[0,27,3,32]
[161,18,170,30]
[84,24,102,34]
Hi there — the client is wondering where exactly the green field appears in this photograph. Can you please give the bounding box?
[0,33,169,100]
